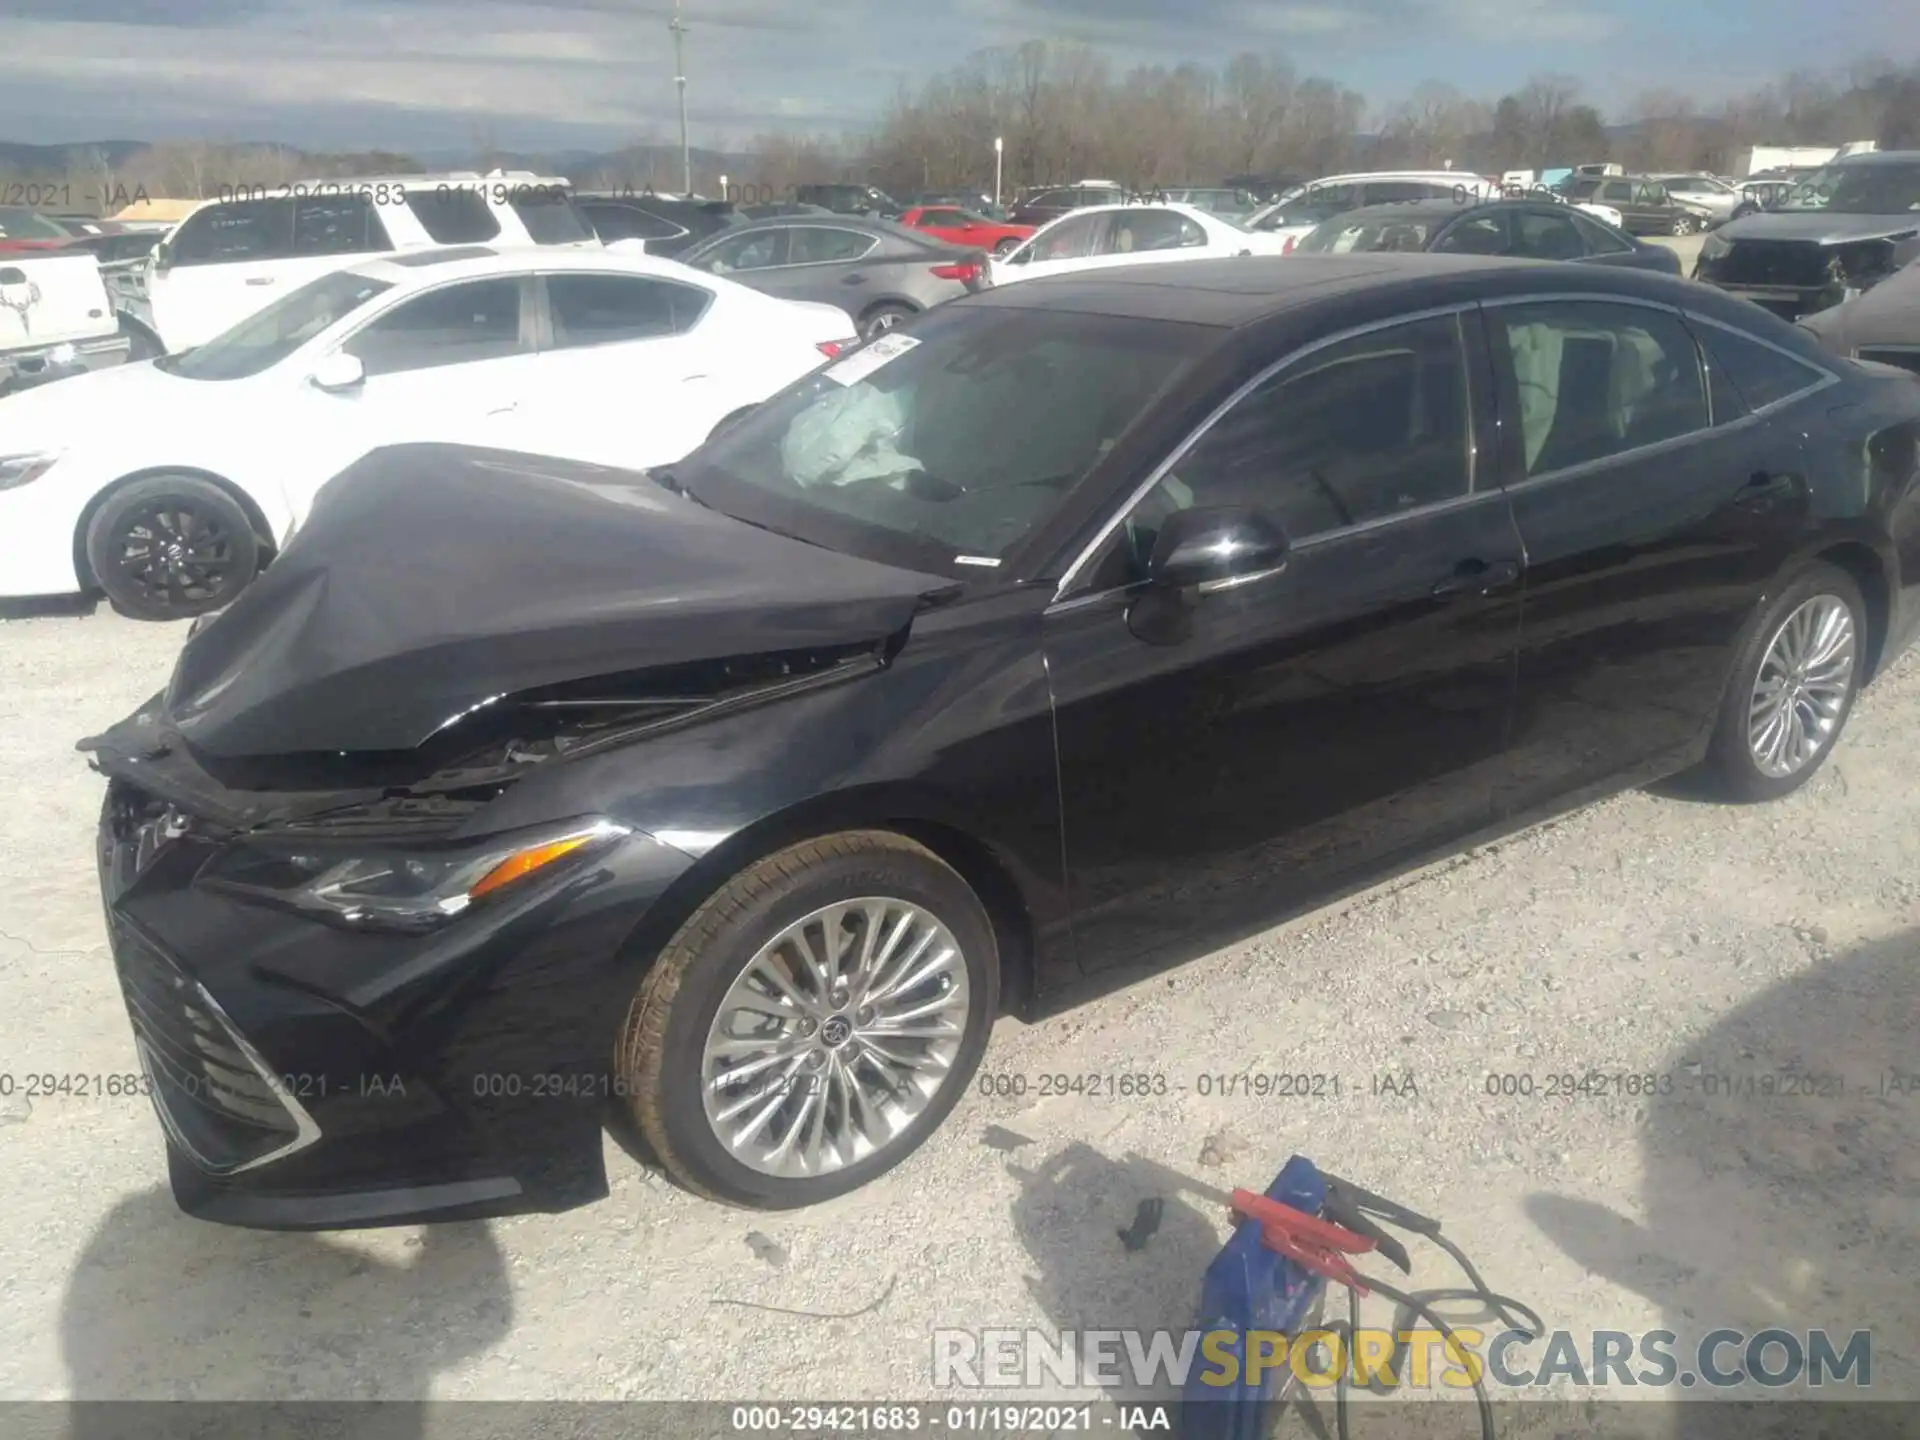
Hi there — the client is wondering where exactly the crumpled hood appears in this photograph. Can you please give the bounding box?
[1798,261,1920,355]
[1715,212,1920,246]
[162,443,952,758]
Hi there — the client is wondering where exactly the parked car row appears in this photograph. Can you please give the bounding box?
[75,250,1920,1231]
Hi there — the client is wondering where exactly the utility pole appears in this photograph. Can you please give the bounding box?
[669,0,691,196]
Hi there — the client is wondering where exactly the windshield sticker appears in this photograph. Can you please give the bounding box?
[824,331,921,386]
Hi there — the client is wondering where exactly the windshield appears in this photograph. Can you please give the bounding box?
[156,269,393,381]
[1298,215,1437,253]
[1777,161,1920,214]
[676,305,1211,573]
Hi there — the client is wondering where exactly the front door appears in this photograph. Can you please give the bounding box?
[1045,310,1526,975]
[1482,297,1820,814]
[283,274,539,524]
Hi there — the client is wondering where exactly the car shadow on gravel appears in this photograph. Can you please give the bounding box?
[57,1186,512,1436]
[0,594,99,620]
[1524,927,1920,1407]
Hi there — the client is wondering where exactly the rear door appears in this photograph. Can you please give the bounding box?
[514,270,731,468]
[1046,309,1526,973]
[1596,179,1640,230]
[998,211,1111,282]
[755,225,885,307]
[1484,296,1817,813]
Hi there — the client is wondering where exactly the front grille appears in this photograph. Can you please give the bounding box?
[110,919,316,1174]
[1714,241,1829,288]
[1859,347,1920,378]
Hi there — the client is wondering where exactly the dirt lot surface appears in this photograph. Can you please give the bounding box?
[1,584,1914,1425]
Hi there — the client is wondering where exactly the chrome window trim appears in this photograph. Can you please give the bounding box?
[1046,488,1506,616]
[1051,300,1482,603]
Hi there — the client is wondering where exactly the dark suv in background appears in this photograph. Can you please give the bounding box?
[1560,174,1716,235]
[794,184,902,217]
[1693,151,1920,321]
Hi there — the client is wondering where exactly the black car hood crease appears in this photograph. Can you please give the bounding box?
[160,444,954,758]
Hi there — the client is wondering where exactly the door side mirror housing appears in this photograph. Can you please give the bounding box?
[310,352,366,393]
[1147,505,1290,593]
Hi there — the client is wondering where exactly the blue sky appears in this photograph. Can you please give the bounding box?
[0,0,1908,151]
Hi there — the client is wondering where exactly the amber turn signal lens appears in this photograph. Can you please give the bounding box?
[467,834,596,900]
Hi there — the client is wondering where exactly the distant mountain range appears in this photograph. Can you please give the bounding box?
[0,138,755,181]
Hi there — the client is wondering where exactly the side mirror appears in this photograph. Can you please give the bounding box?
[310,352,366,393]
[1147,505,1290,593]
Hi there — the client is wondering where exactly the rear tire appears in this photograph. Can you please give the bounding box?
[1701,562,1866,802]
[1670,212,1698,236]
[859,303,916,341]
[993,237,1023,256]
[616,831,997,1208]
[84,474,261,621]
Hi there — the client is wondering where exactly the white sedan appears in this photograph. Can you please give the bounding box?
[0,247,856,619]
[990,201,1288,285]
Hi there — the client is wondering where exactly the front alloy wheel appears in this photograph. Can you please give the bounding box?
[617,831,997,1206]
[701,898,971,1178]
[1671,213,1698,236]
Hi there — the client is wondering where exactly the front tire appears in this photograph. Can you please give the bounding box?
[84,474,261,621]
[1703,562,1866,801]
[617,831,997,1207]
[993,237,1023,256]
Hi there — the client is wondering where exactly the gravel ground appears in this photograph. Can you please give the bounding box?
[1,591,1913,1422]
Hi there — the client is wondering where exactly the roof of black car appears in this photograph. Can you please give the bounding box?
[975,254,1523,325]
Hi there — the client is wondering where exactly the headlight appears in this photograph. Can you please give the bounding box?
[0,451,63,492]
[1699,232,1731,261]
[200,817,630,931]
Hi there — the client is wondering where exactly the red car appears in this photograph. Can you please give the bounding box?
[0,207,77,255]
[898,205,1033,256]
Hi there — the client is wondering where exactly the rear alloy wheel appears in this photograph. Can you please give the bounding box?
[860,303,916,341]
[617,831,997,1207]
[1671,212,1698,236]
[993,236,1023,256]
[85,474,260,621]
[1703,562,1866,801]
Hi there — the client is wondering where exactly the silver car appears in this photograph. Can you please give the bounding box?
[1652,173,1742,226]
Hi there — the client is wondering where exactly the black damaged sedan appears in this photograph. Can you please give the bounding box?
[83,255,1920,1227]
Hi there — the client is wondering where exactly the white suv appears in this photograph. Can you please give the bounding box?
[141,171,599,352]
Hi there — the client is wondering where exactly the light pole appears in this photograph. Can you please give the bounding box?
[669,0,691,196]
[993,135,1003,209]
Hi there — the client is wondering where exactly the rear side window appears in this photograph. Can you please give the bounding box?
[788,227,876,264]
[1509,210,1584,260]
[1106,209,1206,253]
[510,192,592,244]
[695,229,784,272]
[1494,301,1709,476]
[1693,321,1829,414]
[169,200,293,265]
[291,194,390,257]
[1435,214,1509,255]
[404,189,501,244]
[343,277,523,377]
[1599,180,1633,202]
[1569,212,1632,254]
[546,273,709,346]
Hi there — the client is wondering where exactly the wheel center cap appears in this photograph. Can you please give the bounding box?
[819,1014,853,1048]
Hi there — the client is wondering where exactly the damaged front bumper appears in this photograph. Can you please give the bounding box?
[83,700,697,1230]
